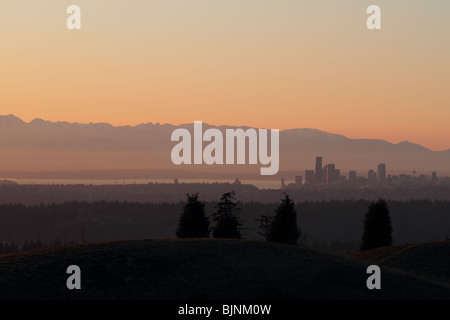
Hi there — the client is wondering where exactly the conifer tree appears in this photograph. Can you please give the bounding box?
[212,191,243,239]
[360,198,393,251]
[176,193,210,238]
[266,194,300,245]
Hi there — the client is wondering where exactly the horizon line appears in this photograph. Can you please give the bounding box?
[1,114,449,153]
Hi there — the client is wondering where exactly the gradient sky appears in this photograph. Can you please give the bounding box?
[1,0,449,150]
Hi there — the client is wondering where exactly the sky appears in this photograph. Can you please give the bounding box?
[1,0,449,151]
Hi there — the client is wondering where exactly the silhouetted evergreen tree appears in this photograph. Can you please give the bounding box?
[360,198,393,251]
[212,191,243,239]
[176,193,210,238]
[265,194,300,245]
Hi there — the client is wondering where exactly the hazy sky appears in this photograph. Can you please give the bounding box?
[1,0,449,150]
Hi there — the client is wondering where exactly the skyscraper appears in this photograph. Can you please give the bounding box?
[305,170,315,186]
[349,171,357,183]
[431,171,438,184]
[368,170,377,183]
[323,163,339,185]
[315,156,323,184]
[377,163,386,184]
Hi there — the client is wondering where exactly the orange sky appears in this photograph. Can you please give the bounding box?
[1,1,449,151]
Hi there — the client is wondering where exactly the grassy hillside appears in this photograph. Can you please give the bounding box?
[0,239,449,300]
[351,240,450,285]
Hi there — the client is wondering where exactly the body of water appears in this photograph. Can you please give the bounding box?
[2,178,287,190]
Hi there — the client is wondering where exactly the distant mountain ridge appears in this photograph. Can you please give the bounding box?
[0,114,449,176]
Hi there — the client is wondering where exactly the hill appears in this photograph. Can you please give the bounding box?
[0,239,449,300]
[351,240,450,285]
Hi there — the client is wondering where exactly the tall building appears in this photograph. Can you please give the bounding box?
[431,171,438,184]
[349,171,357,183]
[323,165,329,185]
[305,170,315,186]
[295,176,303,187]
[368,170,377,183]
[335,169,341,181]
[324,164,339,185]
[377,163,386,184]
[315,156,323,184]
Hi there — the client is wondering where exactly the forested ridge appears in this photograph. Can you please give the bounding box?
[0,199,449,254]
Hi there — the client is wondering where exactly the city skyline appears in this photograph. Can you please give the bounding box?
[295,155,440,189]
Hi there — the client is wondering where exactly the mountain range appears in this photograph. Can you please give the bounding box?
[0,114,449,178]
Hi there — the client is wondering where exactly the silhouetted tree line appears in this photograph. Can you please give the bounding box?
[2,183,450,206]
[0,242,19,255]
[0,238,78,256]
[0,199,449,253]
